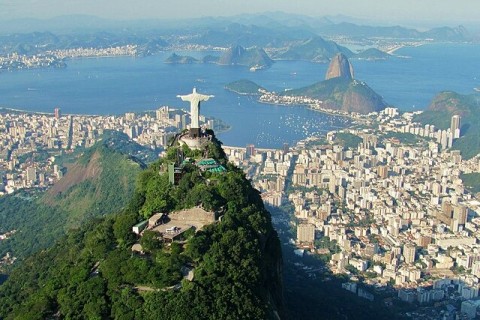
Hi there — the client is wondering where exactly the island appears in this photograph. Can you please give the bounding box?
[352,48,392,61]
[164,53,200,64]
[216,45,273,69]
[224,79,266,95]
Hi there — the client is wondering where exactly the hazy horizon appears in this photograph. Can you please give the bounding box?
[1,0,479,28]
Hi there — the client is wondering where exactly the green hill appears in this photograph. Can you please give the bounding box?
[415,91,480,159]
[272,36,353,63]
[0,132,283,319]
[0,135,147,264]
[283,77,387,114]
[353,48,391,61]
[225,79,266,95]
[43,143,145,229]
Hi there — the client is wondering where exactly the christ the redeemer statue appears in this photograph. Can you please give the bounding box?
[177,87,214,138]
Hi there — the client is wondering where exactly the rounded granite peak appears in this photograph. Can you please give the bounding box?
[325,53,354,80]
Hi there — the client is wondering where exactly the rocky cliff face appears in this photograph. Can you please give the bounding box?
[325,53,354,80]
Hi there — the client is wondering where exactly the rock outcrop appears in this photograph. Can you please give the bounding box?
[282,54,386,114]
[217,45,273,68]
[325,53,354,80]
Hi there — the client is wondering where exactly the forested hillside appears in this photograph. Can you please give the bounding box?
[0,132,283,319]
[0,134,147,264]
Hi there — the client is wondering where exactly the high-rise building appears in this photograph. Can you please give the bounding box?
[54,107,61,119]
[125,112,136,121]
[246,144,256,158]
[297,223,315,244]
[451,115,461,139]
[26,167,37,183]
[156,106,169,120]
[403,243,416,264]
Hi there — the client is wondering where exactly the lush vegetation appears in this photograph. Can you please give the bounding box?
[100,130,160,164]
[225,79,265,95]
[283,77,386,113]
[0,139,145,265]
[461,173,480,194]
[334,132,362,149]
[380,132,422,145]
[415,91,480,159]
[0,134,283,319]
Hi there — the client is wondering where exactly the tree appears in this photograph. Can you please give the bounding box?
[139,230,163,253]
[113,212,139,246]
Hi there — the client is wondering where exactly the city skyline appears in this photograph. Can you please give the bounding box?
[0,0,479,27]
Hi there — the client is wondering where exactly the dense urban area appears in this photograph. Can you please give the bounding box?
[1,99,480,318]
[0,106,224,194]
[0,11,479,318]
[225,107,480,319]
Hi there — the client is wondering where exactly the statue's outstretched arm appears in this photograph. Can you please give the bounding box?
[176,94,192,102]
[199,94,214,102]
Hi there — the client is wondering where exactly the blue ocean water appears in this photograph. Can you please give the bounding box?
[0,43,478,148]
[354,43,480,110]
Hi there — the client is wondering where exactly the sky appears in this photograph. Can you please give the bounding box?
[0,0,479,25]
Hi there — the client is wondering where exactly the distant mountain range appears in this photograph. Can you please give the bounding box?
[0,31,167,56]
[0,13,475,60]
[0,13,472,42]
[165,45,273,69]
[272,36,353,63]
[164,37,395,71]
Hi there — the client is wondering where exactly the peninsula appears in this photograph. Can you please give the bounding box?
[226,53,387,114]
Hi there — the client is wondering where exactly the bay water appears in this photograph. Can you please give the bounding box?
[0,43,478,148]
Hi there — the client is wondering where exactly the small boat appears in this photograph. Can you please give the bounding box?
[474,87,480,92]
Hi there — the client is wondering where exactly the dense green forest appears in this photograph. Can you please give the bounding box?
[0,135,146,265]
[0,133,283,319]
[461,173,480,194]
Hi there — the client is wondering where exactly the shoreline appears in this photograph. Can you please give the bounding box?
[256,97,369,122]
[224,88,261,96]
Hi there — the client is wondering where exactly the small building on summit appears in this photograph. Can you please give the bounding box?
[133,206,219,249]
[148,212,168,229]
[196,158,226,173]
[168,162,184,185]
[132,220,148,235]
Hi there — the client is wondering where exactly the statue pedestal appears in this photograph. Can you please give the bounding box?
[179,133,210,150]
[189,128,201,139]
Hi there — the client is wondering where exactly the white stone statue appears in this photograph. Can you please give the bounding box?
[177,87,214,129]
